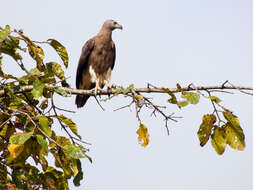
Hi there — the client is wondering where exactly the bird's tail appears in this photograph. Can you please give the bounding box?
[75,95,90,108]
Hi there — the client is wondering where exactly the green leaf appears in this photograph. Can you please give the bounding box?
[211,126,227,155]
[29,68,41,75]
[136,124,150,147]
[0,25,11,43]
[86,154,92,163]
[0,183,5,190]
[209,96,222,103]
[73,159,83,186]
[36,134,49,153]
[31,79,45,99]
[123,84,134,94]
[20,34,45,71]
[58,114,81,139]
[183,92,200,104]
[38,116,52,137]
[162,88,177,104]
[176,83,182,91]
[54,87,68,97]
[177,100,189,108]
[18,77,29,85]
[65,145,85,159]
[10,132,33,144]
[44,167,68,189]
[48,39,69,68]
[0,36,22,60]
[197,114,216,146]
[39,99,48,110]
[46,62,65,80]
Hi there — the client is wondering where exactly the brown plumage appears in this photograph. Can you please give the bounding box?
[75,20,122,108]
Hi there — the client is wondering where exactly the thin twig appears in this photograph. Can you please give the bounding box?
[113,100,134,112]
[0,117,12,129]
[54,105,75,113]
[227,81,253,96]
[9,108,64,149]
[51,98,76,145]
[94,96,105,111]
[22,92,43,114]
[208,90,233,94]
[206,90,222,125]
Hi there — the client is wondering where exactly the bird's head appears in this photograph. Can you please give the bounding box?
[103,20,123,31]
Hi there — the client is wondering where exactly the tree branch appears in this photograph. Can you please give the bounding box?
[1,82,253,97]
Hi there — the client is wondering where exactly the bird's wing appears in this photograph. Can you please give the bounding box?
[110,41,116,70]
[76,38,95,88]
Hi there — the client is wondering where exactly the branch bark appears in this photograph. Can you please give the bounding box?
[1,82,253,97]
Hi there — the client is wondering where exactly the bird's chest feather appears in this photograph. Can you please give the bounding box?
[90,42,114,74]
[89,65,111,85]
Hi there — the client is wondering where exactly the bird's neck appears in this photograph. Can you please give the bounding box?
[97,29,112,41]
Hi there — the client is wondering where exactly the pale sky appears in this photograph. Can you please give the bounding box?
[1,0,253,189]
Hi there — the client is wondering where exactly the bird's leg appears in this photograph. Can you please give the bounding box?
[94,81,102,96]
[104,80,113,98]
[110,83,117,89]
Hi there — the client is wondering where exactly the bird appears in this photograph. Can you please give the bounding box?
[75,20,122,108]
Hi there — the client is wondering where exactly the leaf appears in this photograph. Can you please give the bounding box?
[197,114,216,147]
[211,126,227,155]
[177,100,189,108]
[20,34,45,71]
[56,136,71,147]
[73,159,83,186]
[135,94,143,100]
[36,135,49,153]
[44,167,68,189]
[29,68,41,75]
[222,111,245,150]
[31,79,45,99]
[39,99,48,110]
[162,88,177,104]
[0,36,22,60]
[48,39,69,68]
[123,84,134,94]
[46,62,65,80]
[38,116,52,137]
[0,25,11,43]
[0,163,7,184]
[65,145,85,159]
[58,114,81,139]
[18,77,29,85]
[183,92,200,104]
[209,96,222,103]
[8,144,24,158]
[136,124,150,147]
[10,132,33,144]
[176,83,182,91]
[85,154,92,163]
[54,87,68,97]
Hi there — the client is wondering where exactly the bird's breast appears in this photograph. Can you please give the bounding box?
[89,65,98,84]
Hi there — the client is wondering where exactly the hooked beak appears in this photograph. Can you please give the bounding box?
[115,23,123,30]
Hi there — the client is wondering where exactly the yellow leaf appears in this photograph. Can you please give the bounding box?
[223,112,245,151]
[58,114,81,139]
[8,144,24,158]
[136,124,150,147]
[197,114,216,146]
[0,124,8,136]
[225,123,245,151]
[211,126,227,155]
